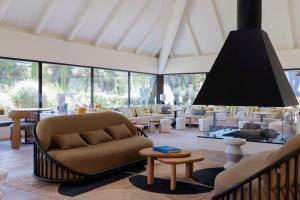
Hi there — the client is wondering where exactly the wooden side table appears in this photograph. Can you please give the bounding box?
[158,152,205,190]
[139,148,191,185]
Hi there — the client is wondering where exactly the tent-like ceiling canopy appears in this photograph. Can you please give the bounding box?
[0,0,299,74]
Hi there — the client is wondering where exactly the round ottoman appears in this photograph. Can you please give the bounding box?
[160,119,172,133]
[223,138,247,169]
[176,117,186,130]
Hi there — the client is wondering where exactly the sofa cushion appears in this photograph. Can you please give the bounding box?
[214,150,276,193]
[81,129,113,145]
[48,136,153,174]
[106,123,133,140]
[52,133,88,150]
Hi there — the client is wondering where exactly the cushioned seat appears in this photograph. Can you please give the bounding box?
[48,135,153,174]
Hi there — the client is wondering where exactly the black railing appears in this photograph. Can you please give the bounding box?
[212,147,300,200]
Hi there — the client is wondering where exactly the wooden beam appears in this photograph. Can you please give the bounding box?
[152,44,162,57]
[67,0,94,41]
[210,0,225,40]
[94,0,125,46]
[183,13,201,55]
[158,0,187,74]
[135,6,173,54]
[116,0,151,50]
[33,0,57,34]
[0,0,11,21]
[282,0,294,49]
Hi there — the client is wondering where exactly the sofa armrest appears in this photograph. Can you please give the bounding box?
[214,150,275,193]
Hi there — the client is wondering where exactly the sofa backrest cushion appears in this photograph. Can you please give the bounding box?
[106,123,133,140]
[36,112,138,150]
[81,129,113,145]
[53,132,88,150]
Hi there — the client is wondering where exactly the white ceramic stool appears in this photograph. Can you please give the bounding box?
[160,119,172,133]
[176,117,186,130]
[223,138,247,169]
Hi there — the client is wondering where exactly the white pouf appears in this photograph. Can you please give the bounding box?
[160,119,172,133]
[176,117,186,130]
[223,138,247,169]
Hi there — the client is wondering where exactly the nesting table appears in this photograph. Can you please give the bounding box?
[139,148,205,190]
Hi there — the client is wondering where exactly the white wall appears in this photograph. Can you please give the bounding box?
[0,28,159,74]
[164,49,300,74]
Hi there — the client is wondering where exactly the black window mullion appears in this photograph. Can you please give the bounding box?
[128,72,130,107]
[91,68,94,106]
[38,62,43,108]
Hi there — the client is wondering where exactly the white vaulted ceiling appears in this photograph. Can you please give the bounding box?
[0,0,299,74]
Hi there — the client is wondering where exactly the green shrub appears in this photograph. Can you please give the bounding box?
[9,80,38,108]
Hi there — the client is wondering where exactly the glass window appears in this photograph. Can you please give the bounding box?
[130,73,156,106]
[0,58,38,113]
[285,70,300,103]
[94,69,128,108]
[164,74,206,105]
[42,63,91,111]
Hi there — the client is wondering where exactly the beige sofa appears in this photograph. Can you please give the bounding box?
[34,112,153,181]
[214,133,300,199]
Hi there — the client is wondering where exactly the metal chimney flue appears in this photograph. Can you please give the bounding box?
[237,0,262,30]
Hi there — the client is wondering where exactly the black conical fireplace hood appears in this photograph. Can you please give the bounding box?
[193,0,298,107]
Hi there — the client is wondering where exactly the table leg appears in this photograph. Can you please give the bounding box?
[185,162,193,178]
[147,157,154,185]
[11,119,21,149]
[171,164,176,190]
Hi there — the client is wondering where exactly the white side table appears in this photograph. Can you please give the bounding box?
[0,168,7,199]
[223,138,247,169]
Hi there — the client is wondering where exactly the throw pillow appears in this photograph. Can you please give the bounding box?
[106,123,133,140]
[81,129,113,145]
[53,133,88,150]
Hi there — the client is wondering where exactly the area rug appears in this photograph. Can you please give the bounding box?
[192,167,224,187]
[129,175,212,194]
[3,161,221,200]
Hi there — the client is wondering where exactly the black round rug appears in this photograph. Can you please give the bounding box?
[129,175,213,194]
[192,167,224,187]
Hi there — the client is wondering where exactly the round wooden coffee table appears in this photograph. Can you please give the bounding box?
[158,152,205,190]
[139,148,191,185]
